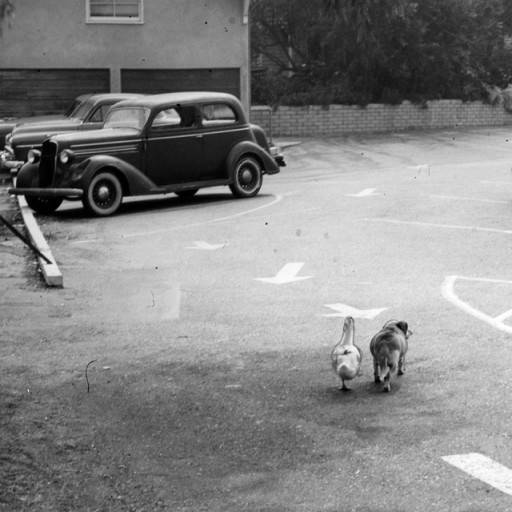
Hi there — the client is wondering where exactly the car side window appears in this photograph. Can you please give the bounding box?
[150,106,199,131]
[89,104,111,123]
[201,103,237,127]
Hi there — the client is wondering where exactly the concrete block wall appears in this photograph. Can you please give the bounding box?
[250,100,512,137]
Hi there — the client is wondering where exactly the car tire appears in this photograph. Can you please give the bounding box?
[229,156,263,198]
[25,195,63,215]
[175,188,198,199]
[16,165,63,214]
[83,171,123,216]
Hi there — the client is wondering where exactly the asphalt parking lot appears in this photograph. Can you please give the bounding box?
[2,126,512,511]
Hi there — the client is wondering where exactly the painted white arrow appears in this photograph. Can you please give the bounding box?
[255,262,312,284]
[186,241,226,250]
[345,188,380,197]
[322,303,387,319]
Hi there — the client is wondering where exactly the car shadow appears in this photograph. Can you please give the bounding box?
[51,192,274,220]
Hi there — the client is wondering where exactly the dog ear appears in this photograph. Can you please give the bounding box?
[396,321,409,336]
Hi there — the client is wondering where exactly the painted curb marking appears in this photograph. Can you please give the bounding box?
[255,262,312,285]
[430,194,508,204]
[364,218,512,236]
[442,453,512,496]
[322,303,387,319]
[410,164,431,175]
[12,179,63,287]
[346,188,380,198]
[441,275,512,334]
[481,180,512,186]
[186,241,226,250]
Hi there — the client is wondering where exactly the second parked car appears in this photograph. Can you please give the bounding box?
[0,93,143,171]
[0,94,90,151]
[9,92,285,216]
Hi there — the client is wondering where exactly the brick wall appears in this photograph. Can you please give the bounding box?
[250,100,512,138]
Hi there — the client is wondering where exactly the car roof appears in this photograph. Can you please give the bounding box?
[87,93,145,104]
[110,91,241,109]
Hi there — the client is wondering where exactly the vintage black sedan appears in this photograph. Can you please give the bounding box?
[9,92,285,216]
[1,93,143,171]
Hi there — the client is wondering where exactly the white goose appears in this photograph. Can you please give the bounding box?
[331,316,362,391]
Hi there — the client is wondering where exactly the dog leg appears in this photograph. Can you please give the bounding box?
[383,374,391,392]
[373,358,380,384]
[398,356,405,376]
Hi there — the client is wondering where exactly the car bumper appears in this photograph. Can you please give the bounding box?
[0,151,23,173]
[269,145,286,168]
[275,155,286,167]
[8,187,83,198]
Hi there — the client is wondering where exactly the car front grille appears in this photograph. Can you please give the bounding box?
[39,140,57,187]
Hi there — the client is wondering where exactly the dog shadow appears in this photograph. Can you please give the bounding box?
[324,377,404,400]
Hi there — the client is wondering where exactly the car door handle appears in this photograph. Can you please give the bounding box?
[195,134,203,139]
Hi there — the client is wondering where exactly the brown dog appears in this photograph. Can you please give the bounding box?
[369,320,412,392]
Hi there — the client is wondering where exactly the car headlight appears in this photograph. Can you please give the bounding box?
[59,149,74,165]
[269,145,281,157]
[27,149,41,164]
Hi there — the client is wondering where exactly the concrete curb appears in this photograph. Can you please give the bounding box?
[12,177,63,287]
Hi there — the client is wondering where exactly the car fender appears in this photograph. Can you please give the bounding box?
[226,141,280,178]
[72,155,157,195]
[16,161,40,188]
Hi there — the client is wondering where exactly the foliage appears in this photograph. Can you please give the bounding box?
[0,0,14,35]
[251,0,512,106]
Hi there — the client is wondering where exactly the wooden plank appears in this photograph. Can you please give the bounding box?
[12,179,64,287]
[0,68,110,117]
[121,68,240,97]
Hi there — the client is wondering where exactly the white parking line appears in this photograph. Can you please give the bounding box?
[430,194,508,204]
[206,193,285,223]
[441,275,512,334]
[122,193,284,238]
[494,308,512,322]
[364,218,512,236]
[72,194,285,243]
[481,180,512,186]
[442,453,512,496]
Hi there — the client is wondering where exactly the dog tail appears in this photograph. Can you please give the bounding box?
[379,351,399,378]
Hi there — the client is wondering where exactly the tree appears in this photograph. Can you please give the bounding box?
[251,0,512,105]
[251,0,413,104]
[0,0,14,35]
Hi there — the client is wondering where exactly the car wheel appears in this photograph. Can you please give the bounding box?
[25,195,63,215]
[175,188,198,199]
[229,156,263,198]
[83,171,123,216]
[16,165,63,214]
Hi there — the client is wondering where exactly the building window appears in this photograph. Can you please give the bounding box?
[86,0,143,24]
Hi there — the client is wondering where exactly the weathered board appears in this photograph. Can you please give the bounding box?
[0,68,110,117]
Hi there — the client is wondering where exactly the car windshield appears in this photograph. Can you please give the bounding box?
[69,98,96,121]
[65,97,87,117]
[104,107,150,131]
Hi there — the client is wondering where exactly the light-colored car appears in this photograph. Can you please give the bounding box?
[0,94,89,152]
[1,93,143,172]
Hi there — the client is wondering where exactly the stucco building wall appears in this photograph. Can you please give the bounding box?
[0,0,250,111]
